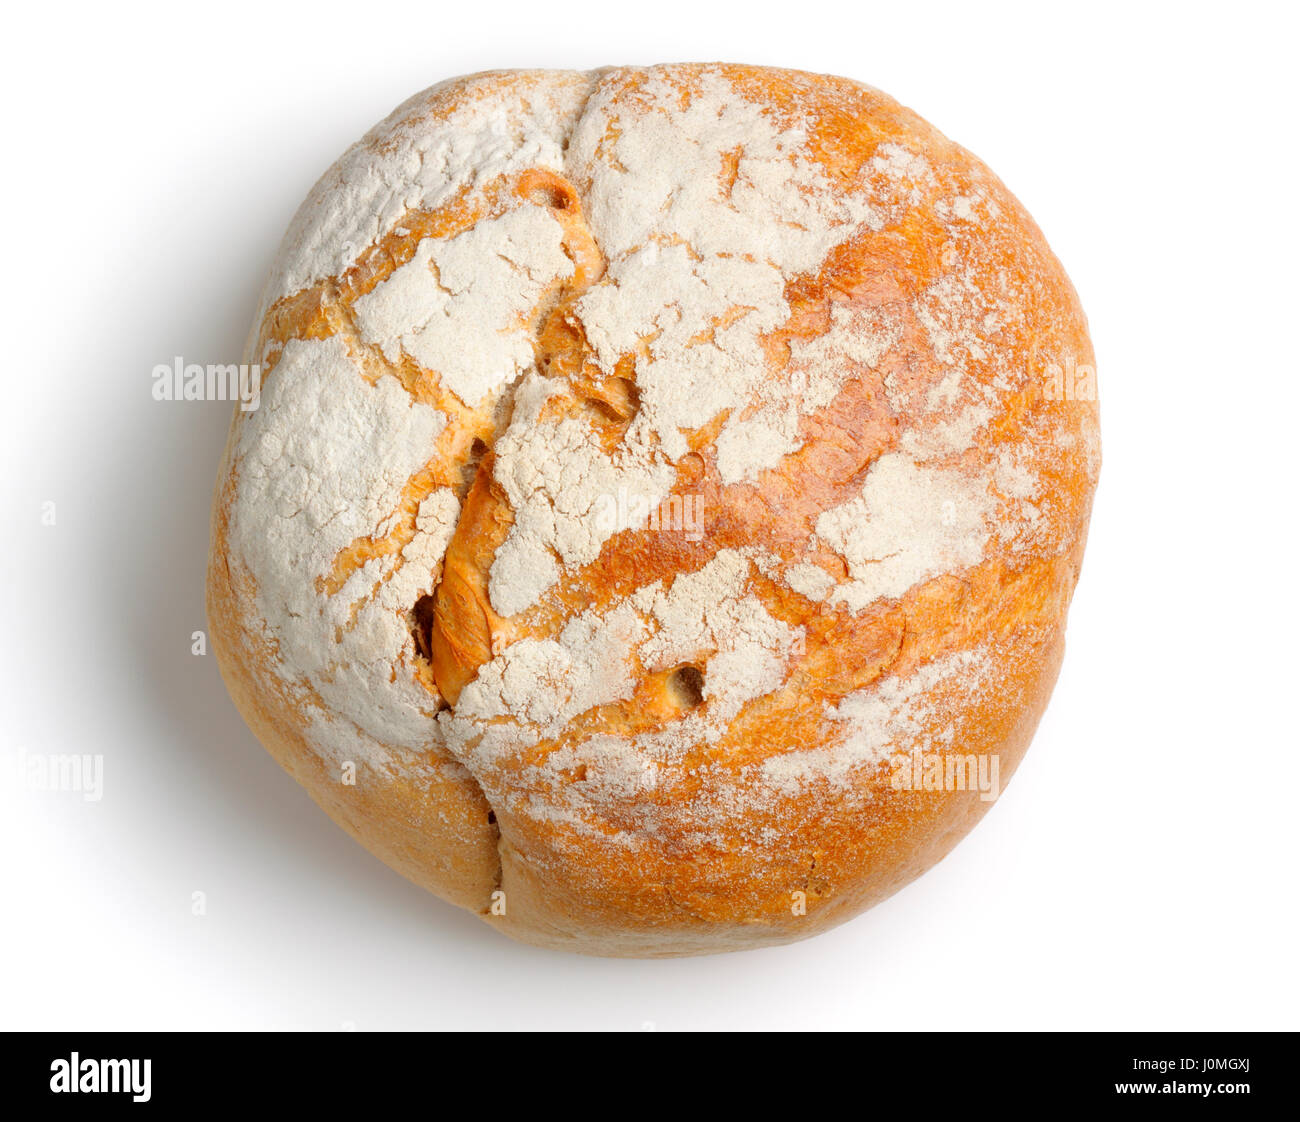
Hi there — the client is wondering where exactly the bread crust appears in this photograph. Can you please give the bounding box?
[207,64,1099,956]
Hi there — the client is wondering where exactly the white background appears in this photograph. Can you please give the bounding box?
[2,0,1296,1031]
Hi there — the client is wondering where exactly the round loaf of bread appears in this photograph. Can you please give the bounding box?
[207,64,1099,957]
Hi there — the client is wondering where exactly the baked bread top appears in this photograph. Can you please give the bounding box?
[208,64,1099,955]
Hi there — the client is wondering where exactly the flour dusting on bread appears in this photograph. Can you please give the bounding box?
[353,204,574,407]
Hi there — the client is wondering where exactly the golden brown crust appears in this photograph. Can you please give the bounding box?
[207,64,1099,956]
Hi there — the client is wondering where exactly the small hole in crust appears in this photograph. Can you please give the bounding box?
[529,185,573,211]
[487,810,497,825]
[411,594,436,662]
[668,665,705,709]
[583,376,640,424]
[460,437,488,493]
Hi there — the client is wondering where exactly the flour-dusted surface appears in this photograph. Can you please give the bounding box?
[353,205,574,407]
[208,64,1100,956]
